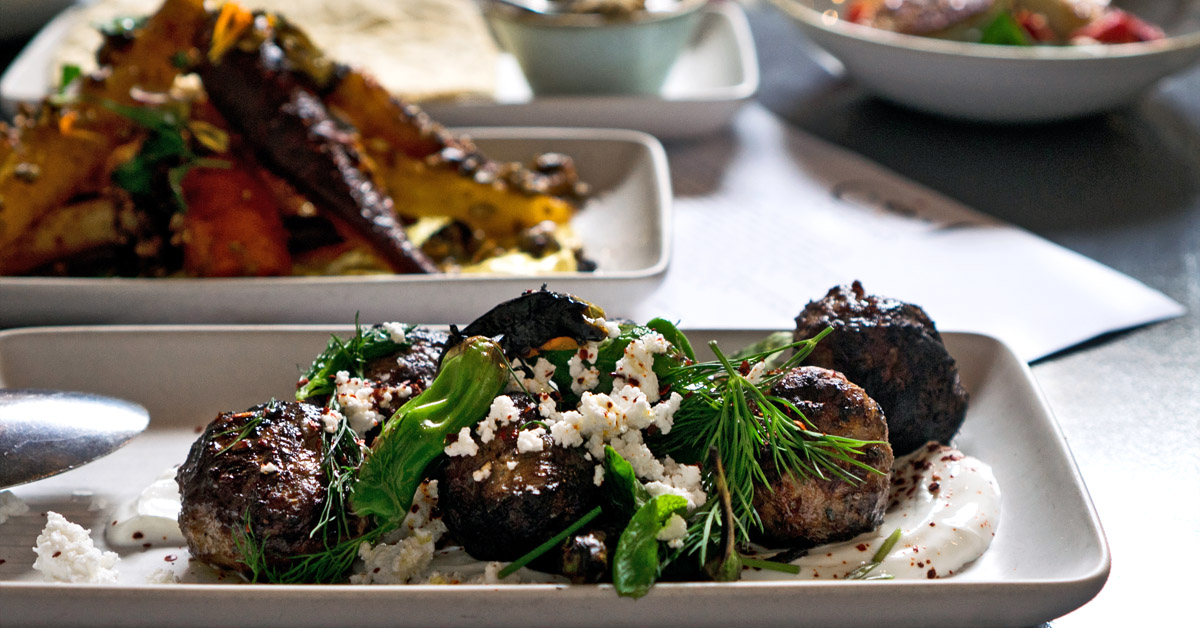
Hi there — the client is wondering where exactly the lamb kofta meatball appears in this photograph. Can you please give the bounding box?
[794,281,968,456]
[753,366,893,548]
[176,400,366,577]
[439,393,600,562]
[362,326,448,396]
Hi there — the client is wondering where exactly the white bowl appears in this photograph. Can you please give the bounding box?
[768,0,1200,122]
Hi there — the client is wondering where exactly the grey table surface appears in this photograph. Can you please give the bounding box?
[2,2,1198,626]
[734,3,1200,626]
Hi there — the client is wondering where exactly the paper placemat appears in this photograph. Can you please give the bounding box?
[620,104,1184,362]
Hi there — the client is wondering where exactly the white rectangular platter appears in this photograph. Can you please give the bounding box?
[0,325,1108,628]
[0,128,671,327]
[1,3,758,139]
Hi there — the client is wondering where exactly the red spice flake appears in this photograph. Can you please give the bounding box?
[132,531,144,540]
[939,453,963,462]
[142,543,152,549]
[917,561,924,568]
[411,504,421,513]
[194,426,204,434]
[577,348,589,359]
[296,377,310,387]
[929,522,936,527]
[927,482,940,493]
[53,551,62,558]
[164,555,178,562]
[112,521,118,526]
[893,477,906,486]
[927,568,938,579]
[926,443,941,452]
[373,567,381,574]
[0,559,6,565]
[856,543,869,552]
[931,474,942,482]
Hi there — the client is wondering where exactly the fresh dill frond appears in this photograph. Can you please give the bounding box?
[657,329,885,546]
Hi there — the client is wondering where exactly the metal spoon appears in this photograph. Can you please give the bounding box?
[0,389,149,489]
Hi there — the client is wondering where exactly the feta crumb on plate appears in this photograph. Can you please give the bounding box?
[0,490,29,524]
[33,511,120,583]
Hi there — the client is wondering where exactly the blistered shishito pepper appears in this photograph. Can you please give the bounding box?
[352,335,508,526]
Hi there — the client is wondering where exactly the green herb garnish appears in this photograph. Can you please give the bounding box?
[847,528,902,580]
[980,12,1031,46]
[658,329,886,545]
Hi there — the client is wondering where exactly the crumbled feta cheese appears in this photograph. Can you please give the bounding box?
[402,480,445,537]
[320,408,342,433]
[644,456,707,510]
[593,465,605,486]
[353,480,448,584]
[567,342,602,395]
[473,462,493,482]
[604,320,622,339]
[612,332,670,402]
[444,427,479,457]
[656,513,688,548]
[146,568,181,584]
[259,462,279,474]
[505,358,558,394]
[516,427,546,453]
[381,322,407,344]
[506,461,518,471]
[32,512,120,583]
[477,395,521,443]
[745,361,767,385]
[652,391,683,435]
[0,490,29,524]
[351,529,438,585]
[334,371,386,436]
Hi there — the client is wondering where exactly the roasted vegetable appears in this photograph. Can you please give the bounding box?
[196,9,435,274]
[447,287,611,360]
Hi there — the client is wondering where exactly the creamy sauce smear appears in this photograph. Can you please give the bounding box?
[105,468,186,547]
[744,443,1001,581]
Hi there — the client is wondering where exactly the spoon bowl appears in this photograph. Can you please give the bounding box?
[0,389,150,488]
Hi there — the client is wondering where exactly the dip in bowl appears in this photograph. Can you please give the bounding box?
[484,0,708,95]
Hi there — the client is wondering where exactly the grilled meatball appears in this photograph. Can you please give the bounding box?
[361,326,448,415]
[176,400,366,577]
[439,394,599,561]
[794,281,968,456]
[753,366,893,548]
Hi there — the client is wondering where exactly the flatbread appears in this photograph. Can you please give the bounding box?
[52,0,498,101]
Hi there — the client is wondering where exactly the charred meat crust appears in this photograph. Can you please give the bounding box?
[362,326,449,396]
[794,281,969,456]
[752,366,893,548]
[439,394,600,561]
[196,21,436,274]
[175,400,366,576]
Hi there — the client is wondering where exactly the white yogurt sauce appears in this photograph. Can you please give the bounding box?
[743,443,1001,581]
[105,467,185,547]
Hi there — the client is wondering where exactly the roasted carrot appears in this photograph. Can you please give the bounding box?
[179,165,291,277]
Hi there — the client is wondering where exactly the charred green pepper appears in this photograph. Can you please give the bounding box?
[352,335,508,526]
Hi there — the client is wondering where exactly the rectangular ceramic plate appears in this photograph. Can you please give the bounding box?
[0,128,671,327]
[0,4,757,139]
[0,326,1108,628]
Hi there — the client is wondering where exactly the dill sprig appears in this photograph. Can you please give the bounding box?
[658,328,885,545]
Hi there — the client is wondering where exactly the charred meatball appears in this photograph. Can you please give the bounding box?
[794,281,968,456]
[439,394,599,561]
[363,326,447,388]
[753,366,893,548]
[176,400,366,577]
